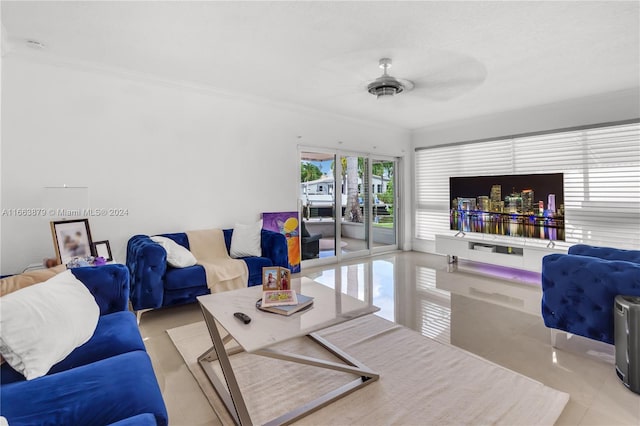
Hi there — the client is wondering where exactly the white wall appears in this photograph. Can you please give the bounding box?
[1,56,411,275]
[410,87,640,253]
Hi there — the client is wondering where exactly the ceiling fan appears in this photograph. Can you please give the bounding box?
[361,52,487,101]
[366,58,414,98]
[310,49,487,102]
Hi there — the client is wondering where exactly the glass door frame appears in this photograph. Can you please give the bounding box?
[299,146,400,267]
[299,147,339,267]
[338,151,371,262]
[370,154,399,256]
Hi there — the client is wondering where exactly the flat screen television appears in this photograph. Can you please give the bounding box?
[449,173,565,241]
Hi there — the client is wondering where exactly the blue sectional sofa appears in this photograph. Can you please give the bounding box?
[0,264,168,426]
[126,229,288,312]
[541,244,640,345]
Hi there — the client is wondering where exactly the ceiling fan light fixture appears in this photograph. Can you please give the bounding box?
[367,77,405,98]
[367,58,406,99]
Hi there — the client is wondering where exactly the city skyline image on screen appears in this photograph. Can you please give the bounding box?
[449,173,565,241]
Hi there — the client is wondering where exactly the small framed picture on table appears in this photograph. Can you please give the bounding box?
[262,266,291,290]
[93,240,113,262]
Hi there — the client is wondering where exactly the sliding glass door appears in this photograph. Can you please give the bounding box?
[371,158,397,252]
[339,154,370,259]
[300,149,399,264]
[300,151,337,260]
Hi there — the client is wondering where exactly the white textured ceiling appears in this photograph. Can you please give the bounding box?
[2,1,639,130]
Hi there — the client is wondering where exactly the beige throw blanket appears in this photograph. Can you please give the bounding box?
[0,265,66,297]
[186,229,248,292]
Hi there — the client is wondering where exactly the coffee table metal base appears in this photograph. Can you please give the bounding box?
[198,307,380,426]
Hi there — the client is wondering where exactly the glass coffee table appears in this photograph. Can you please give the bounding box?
[197,277,380,426]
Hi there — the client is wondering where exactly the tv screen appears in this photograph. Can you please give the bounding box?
[449,173,565,241]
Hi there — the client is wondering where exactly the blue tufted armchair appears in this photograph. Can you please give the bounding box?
[541,244,640,345]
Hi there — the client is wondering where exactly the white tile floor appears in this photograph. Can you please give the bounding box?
[138,251,640,425]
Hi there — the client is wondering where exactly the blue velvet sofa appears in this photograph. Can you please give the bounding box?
[0,264,168,426]
[541,244,640,345]
[126,229,288,313]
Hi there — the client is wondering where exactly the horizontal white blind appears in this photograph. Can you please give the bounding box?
[415,122,640,249]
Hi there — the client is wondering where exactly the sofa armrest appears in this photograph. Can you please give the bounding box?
[0,351,168,426]
[568,244,640,264]
[70,264,130,315]
[126,235,167,311]
[260,229,289,268]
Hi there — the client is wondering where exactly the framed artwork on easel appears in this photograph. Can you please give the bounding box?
[262,211,300,273]
[50,218,94,265]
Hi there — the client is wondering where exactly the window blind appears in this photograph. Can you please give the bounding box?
[415,122,640,249]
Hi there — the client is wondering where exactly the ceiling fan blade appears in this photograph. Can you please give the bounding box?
[411,58,487,101]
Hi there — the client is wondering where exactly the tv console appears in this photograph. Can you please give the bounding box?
[435,234,567,273]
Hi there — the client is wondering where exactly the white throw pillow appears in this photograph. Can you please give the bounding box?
[151,236,198,268]
[0,269,100,380]
[230,220,263,258]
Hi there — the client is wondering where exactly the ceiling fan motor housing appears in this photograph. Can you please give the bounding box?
[367,76,405,97]
[368,58,405,98]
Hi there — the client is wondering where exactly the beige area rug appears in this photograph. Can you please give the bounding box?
[167,315,569,425]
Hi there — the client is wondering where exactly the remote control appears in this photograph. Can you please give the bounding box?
[234,312,251,324]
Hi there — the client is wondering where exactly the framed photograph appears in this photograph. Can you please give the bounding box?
[262,266,291,290]
[50,219,94,265]
[93,240,113,262]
